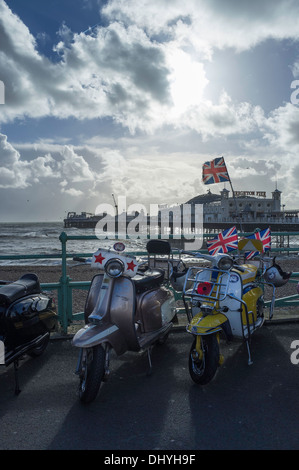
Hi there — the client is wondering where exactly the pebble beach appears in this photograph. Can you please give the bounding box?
[1,256,299,329]
[0,264,95,319]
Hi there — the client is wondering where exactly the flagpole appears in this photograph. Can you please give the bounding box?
[223,157,244,233]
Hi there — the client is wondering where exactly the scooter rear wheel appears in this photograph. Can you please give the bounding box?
[189,334,219,385]
[78,345,105,404]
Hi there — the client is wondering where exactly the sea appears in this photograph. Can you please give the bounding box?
[1,222,298,266]
[0,222,148,266]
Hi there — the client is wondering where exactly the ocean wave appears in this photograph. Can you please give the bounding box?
[0,230,60,239]
[0,259,63,266]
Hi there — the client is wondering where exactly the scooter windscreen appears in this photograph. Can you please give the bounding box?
[91,248,139,277]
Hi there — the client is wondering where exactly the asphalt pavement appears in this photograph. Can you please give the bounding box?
[0,322,299,450]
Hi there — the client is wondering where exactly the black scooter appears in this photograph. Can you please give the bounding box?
[0,273,57,394]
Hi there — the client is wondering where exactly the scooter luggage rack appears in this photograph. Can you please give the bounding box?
[183,267,231,306]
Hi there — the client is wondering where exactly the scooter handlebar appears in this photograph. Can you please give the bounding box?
[180,250,215,262]
[233,264,245,272]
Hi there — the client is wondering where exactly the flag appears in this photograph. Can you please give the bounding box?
[206,226,238,256]
[245,227,271,259]
[202,157,230,185]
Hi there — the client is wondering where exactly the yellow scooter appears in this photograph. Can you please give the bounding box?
[181,239,291,385]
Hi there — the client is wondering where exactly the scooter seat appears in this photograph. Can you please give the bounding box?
[133,268,165,293]
[0,273,41,306]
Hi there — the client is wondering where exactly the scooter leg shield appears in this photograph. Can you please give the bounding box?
[72,323,127,355]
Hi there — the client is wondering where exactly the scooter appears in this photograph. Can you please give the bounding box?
[180,238,291,385]
[73,240,177,404]
[0,273,57,394]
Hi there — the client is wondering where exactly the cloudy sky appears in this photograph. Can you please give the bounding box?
[1,0,299,222]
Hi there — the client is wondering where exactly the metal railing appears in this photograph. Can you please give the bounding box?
[0,231,299,334]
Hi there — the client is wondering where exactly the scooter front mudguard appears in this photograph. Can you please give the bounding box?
[187,312,231,339]
[72,322,127,356]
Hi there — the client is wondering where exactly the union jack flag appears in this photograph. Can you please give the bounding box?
[202,157,230,185]
[245,227,271,259]
[207,226,238,256]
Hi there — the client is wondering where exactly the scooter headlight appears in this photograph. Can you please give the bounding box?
[105,258,125,278]
[217,256,233,271]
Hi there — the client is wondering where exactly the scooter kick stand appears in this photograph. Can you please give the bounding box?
[14,360,21,396]
[246,341,253,366]
[146,347,153,376]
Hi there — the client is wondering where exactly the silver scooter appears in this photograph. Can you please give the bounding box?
[73,240,177,403]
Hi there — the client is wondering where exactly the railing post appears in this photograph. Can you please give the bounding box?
[59,232,70,334]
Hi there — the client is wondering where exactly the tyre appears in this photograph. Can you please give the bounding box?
[28,334,50,357]
[189,334,219,385]
[78,345,106,404]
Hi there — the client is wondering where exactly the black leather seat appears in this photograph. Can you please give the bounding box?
[0,274,41,306]
[133,268,165,293]
[146,239,171,255]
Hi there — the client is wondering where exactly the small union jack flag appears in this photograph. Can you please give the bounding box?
[207,226,238,256]
[245,227,271,259]
[202,157,230,185]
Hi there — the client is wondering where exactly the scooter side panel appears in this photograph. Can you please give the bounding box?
[136,287,175,333]
[241,286,263,325]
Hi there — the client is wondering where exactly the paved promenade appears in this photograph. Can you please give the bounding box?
[0,322,299,450]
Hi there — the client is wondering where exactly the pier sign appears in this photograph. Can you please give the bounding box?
[234,191,266,197]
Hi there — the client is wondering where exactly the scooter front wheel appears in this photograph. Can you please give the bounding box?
[78,345,105,404]
[189,334,219,385]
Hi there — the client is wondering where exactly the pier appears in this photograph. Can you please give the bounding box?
[64,188,299,233]
[64,211,299,233]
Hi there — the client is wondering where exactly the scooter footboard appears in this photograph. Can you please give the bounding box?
[72,323,128,355]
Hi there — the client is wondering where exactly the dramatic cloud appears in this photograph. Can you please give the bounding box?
[1,0,299,221]
[0,133,33,188]
[0,2,172,130]
[1,0,297,136]
[102,0,299,50]
[0,133,95,194]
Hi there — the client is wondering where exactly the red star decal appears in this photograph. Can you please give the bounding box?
[94,252,105,264]
[127,260,136,271]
